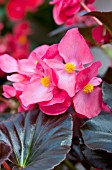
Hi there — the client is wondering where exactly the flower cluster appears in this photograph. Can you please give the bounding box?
[0,21,31,59]
[0,28,102,118]
[50,0,96,25]
[6,0,44,20]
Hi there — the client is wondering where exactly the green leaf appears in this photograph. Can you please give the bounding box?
[85,11,112,36]
[81,112,112,152]
[102,82,112,110]
[0,109,73,170]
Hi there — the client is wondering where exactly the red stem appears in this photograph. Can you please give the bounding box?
[2,161,11,170]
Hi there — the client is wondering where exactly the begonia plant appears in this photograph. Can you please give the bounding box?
[0,0,112,170]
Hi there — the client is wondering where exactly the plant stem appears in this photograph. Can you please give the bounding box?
[80,1,102,26]
[2,161,11,170]
[64,160,77,170]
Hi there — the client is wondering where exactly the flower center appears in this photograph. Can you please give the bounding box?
[18,35,27,45]
[83,84,94,93]
[64,63,75,73]
[40,76,50,87]
[35,60,38,65]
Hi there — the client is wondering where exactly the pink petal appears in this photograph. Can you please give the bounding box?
[20,80,53,106]
[13,81,29,91]
[39,97,71,115]
[76,61,102,92]
[89,77,102,86]
[102,101,111,113]
[3,85,16,98]
[39,88,68,105]
[18,59,35,73]
[44,59,64,71]
[57,69,76,97]
[29,45,49,59]
[58,28,93,66]
[43,44,63,61]
[0,54,18,73]
[7,74,26,82]
[73,87,102,118]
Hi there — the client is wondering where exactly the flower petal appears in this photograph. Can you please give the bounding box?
[20,80,53,106]
[57,69,76,97]
[73,87,102,118]
[58,28,93,65]
[7,74,26,82]
[3,85,16,98]
[0,54,18,73]
[76,61,102,92]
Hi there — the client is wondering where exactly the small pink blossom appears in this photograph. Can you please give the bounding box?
[50,0,95,25]
[50,0,81,25]
[6,0,44,20]
[45,28,93,97]
[73,61,102,118]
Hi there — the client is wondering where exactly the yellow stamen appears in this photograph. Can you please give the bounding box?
[35,60,38,65]
[83,84,94,93]
[64,62,75,73]
[18,35,27,45]
[40,76,50,87]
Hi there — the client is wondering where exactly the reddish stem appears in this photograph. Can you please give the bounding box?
[80,1,103,26]
[2,161,11,170]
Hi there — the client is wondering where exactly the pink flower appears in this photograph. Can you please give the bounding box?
[39,88,71,115]
[6,0,26,20]
[50,0,95,25]
[73,61,102,118]
[19,54,58,106]
[50,0,81,25]
[45,28,93,97]
[92,25,110,44]
[0,27,102,116]
[6,0,44,20]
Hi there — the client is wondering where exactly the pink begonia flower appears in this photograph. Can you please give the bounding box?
[50,0,81,25]
[0,21,31,59]
[6,0,44,20]
[92,25,110,44]
[0,27,102,117]
[50,0,95,25]
[39,88,71,115]
[19,54,58,106]
[73,61,102,118]
[6,0,26,20]
[45,28,93,97]
[17,45,49,75]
